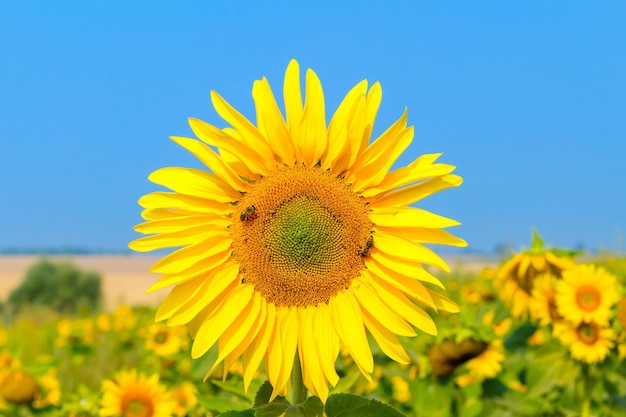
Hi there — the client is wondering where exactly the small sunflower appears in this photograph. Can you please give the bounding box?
[145,324,188,357]
[555,264,620,326]
[496,250,575,319]
[171,382,197,417]
[99,369,175,417]
[530,273,560,327]
[130,60,464,400]
[427,338,488,377]
[463,340,504,380]
[554,320,616,364]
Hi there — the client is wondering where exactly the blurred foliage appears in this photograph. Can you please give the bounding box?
[7,259,102,316]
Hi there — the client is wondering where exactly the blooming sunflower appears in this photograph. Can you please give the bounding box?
[99,369,175,417]
[530,273,560,327]
[496,250,575,319]
[145,323,188,357]
[555,264,620,326]
[171,382,198,417]
[553,320,616,364]
[130,60,464,401]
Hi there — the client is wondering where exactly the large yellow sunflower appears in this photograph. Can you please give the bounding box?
[555,264,620,326]
[496,251,575,319]
[553,320,616,364]
[99,369,175,417]
[130,60,464,401]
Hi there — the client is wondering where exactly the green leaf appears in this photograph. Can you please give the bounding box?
[254,382,290,417]
[284,396,324,417]
[503,323,537,351]
[325,393,406,417]
[526,352,576,398]
[409,376,453,417]
[530,229,544,253]
[219,410,255,417]
[199,396,253,414]
[252,381,324,417]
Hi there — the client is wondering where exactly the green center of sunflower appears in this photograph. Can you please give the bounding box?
[231,165,373,308]
[266,195,343,274]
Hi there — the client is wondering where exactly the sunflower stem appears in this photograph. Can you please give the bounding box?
[580,363,593,417]
[290,350,308,405]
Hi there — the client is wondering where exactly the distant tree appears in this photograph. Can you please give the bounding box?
[7,259,103,315]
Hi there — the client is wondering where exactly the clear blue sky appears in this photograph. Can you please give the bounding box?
[2,2,625,254]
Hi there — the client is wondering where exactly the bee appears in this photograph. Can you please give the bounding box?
[359,235,374,257]
[239,205,257,222]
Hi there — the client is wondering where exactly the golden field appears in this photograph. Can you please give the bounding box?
[0,255,167,310]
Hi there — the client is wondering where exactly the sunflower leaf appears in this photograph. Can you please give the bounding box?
[325,393,406,417]
[220,410,256,417]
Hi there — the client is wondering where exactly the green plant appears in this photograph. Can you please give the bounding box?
[7,259,103,315]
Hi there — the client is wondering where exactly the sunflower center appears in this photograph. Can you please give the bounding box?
[576,286,601,311]
[577,322,599,345]
[122,396,154,417]
[231,165,373,308]
[154,331,169,345]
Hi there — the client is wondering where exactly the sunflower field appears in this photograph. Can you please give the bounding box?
[1,238,626,417]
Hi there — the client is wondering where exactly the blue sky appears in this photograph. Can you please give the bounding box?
[1,2,625,254]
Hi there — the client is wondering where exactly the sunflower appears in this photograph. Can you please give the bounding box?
[171,382,197,417]
[555,264,620,326]
[496,250,575,319]
[145,323,188,357]
[99,369,175,417]
[530,273,560,327]
[463,340,504,380]
[553,320,615,364]
[130,59,464,401]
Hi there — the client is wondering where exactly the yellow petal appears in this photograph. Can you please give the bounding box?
[204,290,263,380]
[149,167,241,203]
[323,80,368,171]
[242,301,276,392]
[283,59,304,138]
[138,191,232,214]
[350,126,413,192]
[146,249,231,292]
[188,117,266,177]
[375,226,467,247]
[191,284,255,358]
[133,215,230,234]
[371,174,463,208]
[129,226,229,252]
[361,153,456,198]
[166,262,241,325]
[374,233,451,272]
[252,77,295,164]
[329,291,373,376]
[362,310,410,364]
[364,259,436,310]
[170,136,248,192]
[149,238,232,274]
[296,69,327,167]
[360,81,383,155]
[369,206,460,229]
[370,249,445,289]
[362,278,438,336]
[210,91,274,164]
[352,275,416,336]
[270,307,298,400]
[313,303,340,387]
[298,307,328,401]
